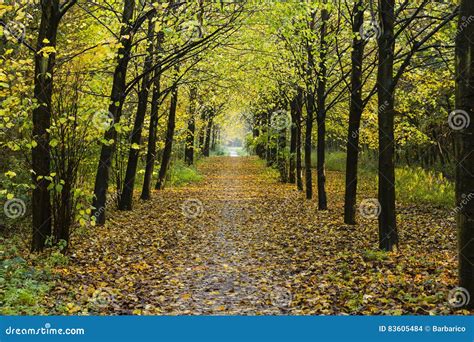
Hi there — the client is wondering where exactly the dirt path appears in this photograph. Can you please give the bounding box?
[51,157,462,315]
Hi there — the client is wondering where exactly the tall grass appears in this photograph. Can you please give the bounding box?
[323,151,454,208]
[394,167,454,208]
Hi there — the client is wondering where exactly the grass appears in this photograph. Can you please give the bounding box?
[169,160,203,187]
[323,151,455,208]
[394,167,454,208]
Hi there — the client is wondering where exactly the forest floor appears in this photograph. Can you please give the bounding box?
[47,156,468,315]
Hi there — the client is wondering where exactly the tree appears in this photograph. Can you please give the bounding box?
[376,0,397,251]
[315,2,329,210]
[141,31,165,200]
[343,0,365,225]
[31,0,77,251]
[294,88,304,191]
[156,81,179,190]
[455,0,474,308]
[91,0,135,224]
[304,11,317,200]
[91,1,243,222]
[375,0,458,250]
[119,17,155,211]
[184,87,197,165]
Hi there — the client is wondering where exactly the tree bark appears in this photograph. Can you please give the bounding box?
[203,114,213,157]
[91,0,135,224]
[295,89,304,191]
[305,93,314,200]
[31,0,61,251]
[185,87,197,165]
[289,94,298,183]
[211,125,218,150]
[119,18,154,211]
[456,0,474,308]
[277,125,287,182]
[344,0,365,225]
[156,85,179,190]
[377,0,398,251]
[316,5,329,210]
[141,32,164,201]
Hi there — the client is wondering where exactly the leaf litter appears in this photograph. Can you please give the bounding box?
[47,156,469,315]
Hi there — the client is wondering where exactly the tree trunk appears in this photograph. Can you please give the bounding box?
[185,87,197,165]
[156,85,179,190]
[304,11,318,200]
[211,125,218,150]
[31,0,61,251]
[456,0,474,308]
[344,0,365,225]
[295,89,304,191]
[198,108,206,153]
[377,0,398,251]
[54,178,72,244]
[316,5,329,210]
[119,18,154,211]
[289,95,298,183]
[203,115,213,157]
[91,0,135,224]
[277,125,287,182]
[305,93,314,200]
[141,32,164,201]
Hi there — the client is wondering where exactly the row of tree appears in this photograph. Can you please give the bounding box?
[245,0,457,249]
[1,0,242,251]
[239,1,472,305]
[0,0,473,306]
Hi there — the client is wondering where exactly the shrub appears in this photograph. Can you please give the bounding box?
[0,238,67,315]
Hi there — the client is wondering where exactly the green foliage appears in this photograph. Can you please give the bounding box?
[362,249,389,262]
[324,151,454,208]
[169,161,202,187]
[323,151,346,172]
[395,167,454,208]
[235,147,248,156]
[321,151,378,174]
[0,238,68,315]
[210,145,228,156]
